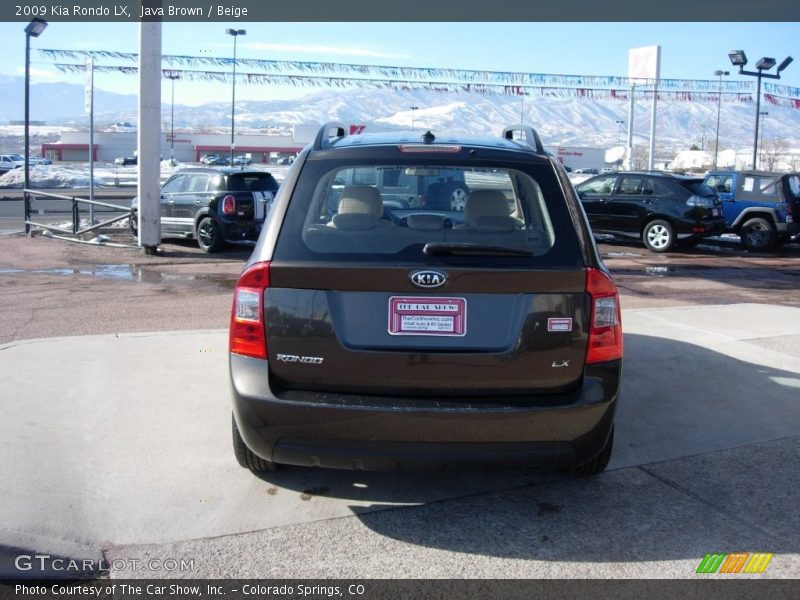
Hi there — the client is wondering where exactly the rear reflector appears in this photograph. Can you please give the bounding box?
[222,194,236,215]
[586,268,623,364]
[229,261,270,359]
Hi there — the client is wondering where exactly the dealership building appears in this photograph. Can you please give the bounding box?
[40,125,607,171]
[40,128,315,163]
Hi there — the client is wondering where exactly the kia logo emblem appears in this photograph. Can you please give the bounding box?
[410,270,447,289]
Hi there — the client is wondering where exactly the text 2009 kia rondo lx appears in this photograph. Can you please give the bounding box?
[229,124,623,476]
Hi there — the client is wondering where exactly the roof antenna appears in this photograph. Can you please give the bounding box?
[422,131,435,144]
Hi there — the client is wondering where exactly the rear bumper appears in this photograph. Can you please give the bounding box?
[230,354,621,471]
[218,216,261,241]
[675,216,726,239]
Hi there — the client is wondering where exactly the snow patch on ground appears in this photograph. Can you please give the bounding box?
[0,165,108,189]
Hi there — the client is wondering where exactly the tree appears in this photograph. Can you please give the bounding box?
[760,138,788,172]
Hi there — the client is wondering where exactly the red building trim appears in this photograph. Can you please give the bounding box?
[41,143,99,161]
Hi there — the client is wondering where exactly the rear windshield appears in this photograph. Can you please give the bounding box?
[677,180,716,197]
[273,159,584,267]
[226,172,279,193]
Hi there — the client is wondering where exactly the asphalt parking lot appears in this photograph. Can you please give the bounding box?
[1,232,799,579]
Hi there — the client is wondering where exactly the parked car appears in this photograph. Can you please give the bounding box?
[199,154,220,165]
[206,155,231,166]
[114,156,137,166]
[601,167,616,174]
[8,153,51,166]
[232,155,253,166]
[575,171,725,252]
[229,123,623,475]
[0,154,25,173]
[703,170,800,251]
[574,168,599,175]
[130,167,279,252]
[332,164,471,211]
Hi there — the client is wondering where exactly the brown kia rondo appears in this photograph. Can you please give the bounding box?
[229,124,623,475]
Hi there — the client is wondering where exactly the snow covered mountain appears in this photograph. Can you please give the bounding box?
[3,77,799,152]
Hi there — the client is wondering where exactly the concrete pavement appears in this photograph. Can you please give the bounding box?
[1,303,799,578]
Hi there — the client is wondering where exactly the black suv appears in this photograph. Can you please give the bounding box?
[229,124,623,474]
[575,171,725,252]
[131,167,279,252]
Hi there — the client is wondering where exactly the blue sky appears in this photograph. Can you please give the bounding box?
[1,21,799,105]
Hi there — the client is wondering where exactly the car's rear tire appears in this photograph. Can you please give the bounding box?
[197,216,224,253]
[232,414,276,472]
[129,212,138,239]
[642,219,674,252]
[740,217,776,251]
[569,428,614,478]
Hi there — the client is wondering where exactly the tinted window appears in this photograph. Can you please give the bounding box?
[227,172,279,193]
[185,174,210,193]
[618,176,645,195]
[578,176,616,195]
[677,180,715,197]
[788,175,800,197]
[274,160,583,268]
[739,175,779,199]
[705,174,733,194]
[161,175,186,194]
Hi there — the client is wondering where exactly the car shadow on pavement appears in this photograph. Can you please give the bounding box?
[252,333,800,562]
[154,239,255,261]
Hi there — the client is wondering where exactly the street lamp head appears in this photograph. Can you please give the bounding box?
[777,56,793,73]
[24,17,47,37]
[755,57,776,71]
[728,50,747,67]
[226,29,246,36]
[714,70,730,77]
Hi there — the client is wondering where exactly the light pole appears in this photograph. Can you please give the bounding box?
[713,69,729,170]
[759,111,768,169]
[615,119,624,148]
[226,28,246,166]
[166,73,180,165]
[410,106,419,131]
[23,17,47,236]
[728,50,792,169]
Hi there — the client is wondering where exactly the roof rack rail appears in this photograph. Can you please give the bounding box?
[313,122,347,150]
[502,125,545,154]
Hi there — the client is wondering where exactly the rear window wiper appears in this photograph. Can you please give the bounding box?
[423,242,533,256]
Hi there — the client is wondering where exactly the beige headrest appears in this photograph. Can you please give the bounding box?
[465,189,510,222]
[338,185,383,218]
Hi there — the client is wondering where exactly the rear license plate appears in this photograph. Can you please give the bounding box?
[388,296,466,336]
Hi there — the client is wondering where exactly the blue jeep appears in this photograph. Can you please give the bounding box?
[704,170,800,251]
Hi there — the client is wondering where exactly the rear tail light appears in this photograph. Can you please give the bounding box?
[229,261,270,359]
[786,202,794,223]
[586,268,623,364]
[222,194,236,215]
[686,195,714,208]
